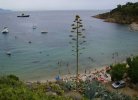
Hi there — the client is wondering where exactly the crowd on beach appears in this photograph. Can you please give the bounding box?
[26,66,111,84]
[61,66,111,83]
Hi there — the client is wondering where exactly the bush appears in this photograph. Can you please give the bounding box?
[83,80,131,100]
[0,75,71,100]
[110,63,127,81]
[65,91,83,100]
[127,56,138,83]
[7,74,19,81]
[59,81,76,92]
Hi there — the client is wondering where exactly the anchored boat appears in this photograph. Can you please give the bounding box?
[17,13,30,17]
[1,27,9,34]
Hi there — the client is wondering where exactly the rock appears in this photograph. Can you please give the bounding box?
[46,91,57,96]
[129,23,138,31]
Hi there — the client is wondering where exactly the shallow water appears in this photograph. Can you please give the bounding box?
[0,10,138,81]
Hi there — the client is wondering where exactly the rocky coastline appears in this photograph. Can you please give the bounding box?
[93,2,138,31]
[93,14,138,31]
[130,23,138,31]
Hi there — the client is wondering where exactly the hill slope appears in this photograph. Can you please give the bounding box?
[0,8,11,12]
[93,2,138,24]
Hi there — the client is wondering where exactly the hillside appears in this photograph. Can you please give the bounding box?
[93,2,138,25]
[0,8,11,12]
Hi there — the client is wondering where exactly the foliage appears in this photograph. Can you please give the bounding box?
[96,2,138,24]
[0,74,132,100]
[65,91,83,100]
[0,75,72,100]
[127,56,138,83]
[109,56,138,84]
[60,81,76,91]
[49,83,64,95]
[110,63,127,81]
[84,81,99,100]
[83,80,131,100]
[111,2,138,16]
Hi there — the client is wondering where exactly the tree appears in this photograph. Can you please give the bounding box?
[127,56,138,83]
[117,4,122,9]
[69,15,86,81]
[110,63,127,81]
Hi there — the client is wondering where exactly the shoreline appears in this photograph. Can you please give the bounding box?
[93,15,138,32]
[25,65,111,83]
[129,23,138,31]
[24,59,128,83]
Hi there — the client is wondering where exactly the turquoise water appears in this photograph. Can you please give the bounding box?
[0,11,138,81]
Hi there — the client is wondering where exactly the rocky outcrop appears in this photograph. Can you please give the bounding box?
[93,2,138,31]
[130,23,138,31]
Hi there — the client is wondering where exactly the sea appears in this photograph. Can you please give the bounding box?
[0,10,138,81]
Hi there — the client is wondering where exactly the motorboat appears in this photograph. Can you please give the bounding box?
[1,27,9,34]
[6,51,11,56]
[41,31,48,34]
[17,13,30,17]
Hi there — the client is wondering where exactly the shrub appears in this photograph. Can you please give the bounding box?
[7,74,19,81]
[127,56,138,83]
[110,63,127,81]
[0,75,71,100]
[65,91,83,100]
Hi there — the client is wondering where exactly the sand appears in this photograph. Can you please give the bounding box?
[27,66,111,83]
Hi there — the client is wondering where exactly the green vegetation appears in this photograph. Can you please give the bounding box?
[0,75,71,100]
[94,2,138,24]
[0,74,131,100]
[60,80,131,100]
[110,63,127,81]
[127,56,138,83]
[108,56,138,84]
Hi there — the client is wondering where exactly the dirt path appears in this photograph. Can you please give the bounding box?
[104,82,138,98]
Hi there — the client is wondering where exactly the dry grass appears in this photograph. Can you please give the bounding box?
[104,82,138,97]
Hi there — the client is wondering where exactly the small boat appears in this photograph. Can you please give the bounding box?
[32,26,37,29]
[17,13,30,17]
[28,41,32,44]
[1,27,9,34]
[41,31,48,34]
[6,51,11,56]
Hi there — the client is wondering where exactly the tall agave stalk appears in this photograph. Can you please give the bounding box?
[69,15,86,82]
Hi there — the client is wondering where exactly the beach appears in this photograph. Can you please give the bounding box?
[27,66,111,84]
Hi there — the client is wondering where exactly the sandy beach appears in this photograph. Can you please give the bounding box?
[27,66,111,84]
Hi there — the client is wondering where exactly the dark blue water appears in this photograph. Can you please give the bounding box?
[0,10,138,81]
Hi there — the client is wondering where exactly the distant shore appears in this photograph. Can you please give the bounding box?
[92,2,138,31]
[93,15,138,32]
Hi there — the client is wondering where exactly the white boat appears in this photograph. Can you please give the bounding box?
[1,27,9,34]
[6,51,11,56]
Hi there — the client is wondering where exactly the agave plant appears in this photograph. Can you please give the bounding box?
[69,15,86,89]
